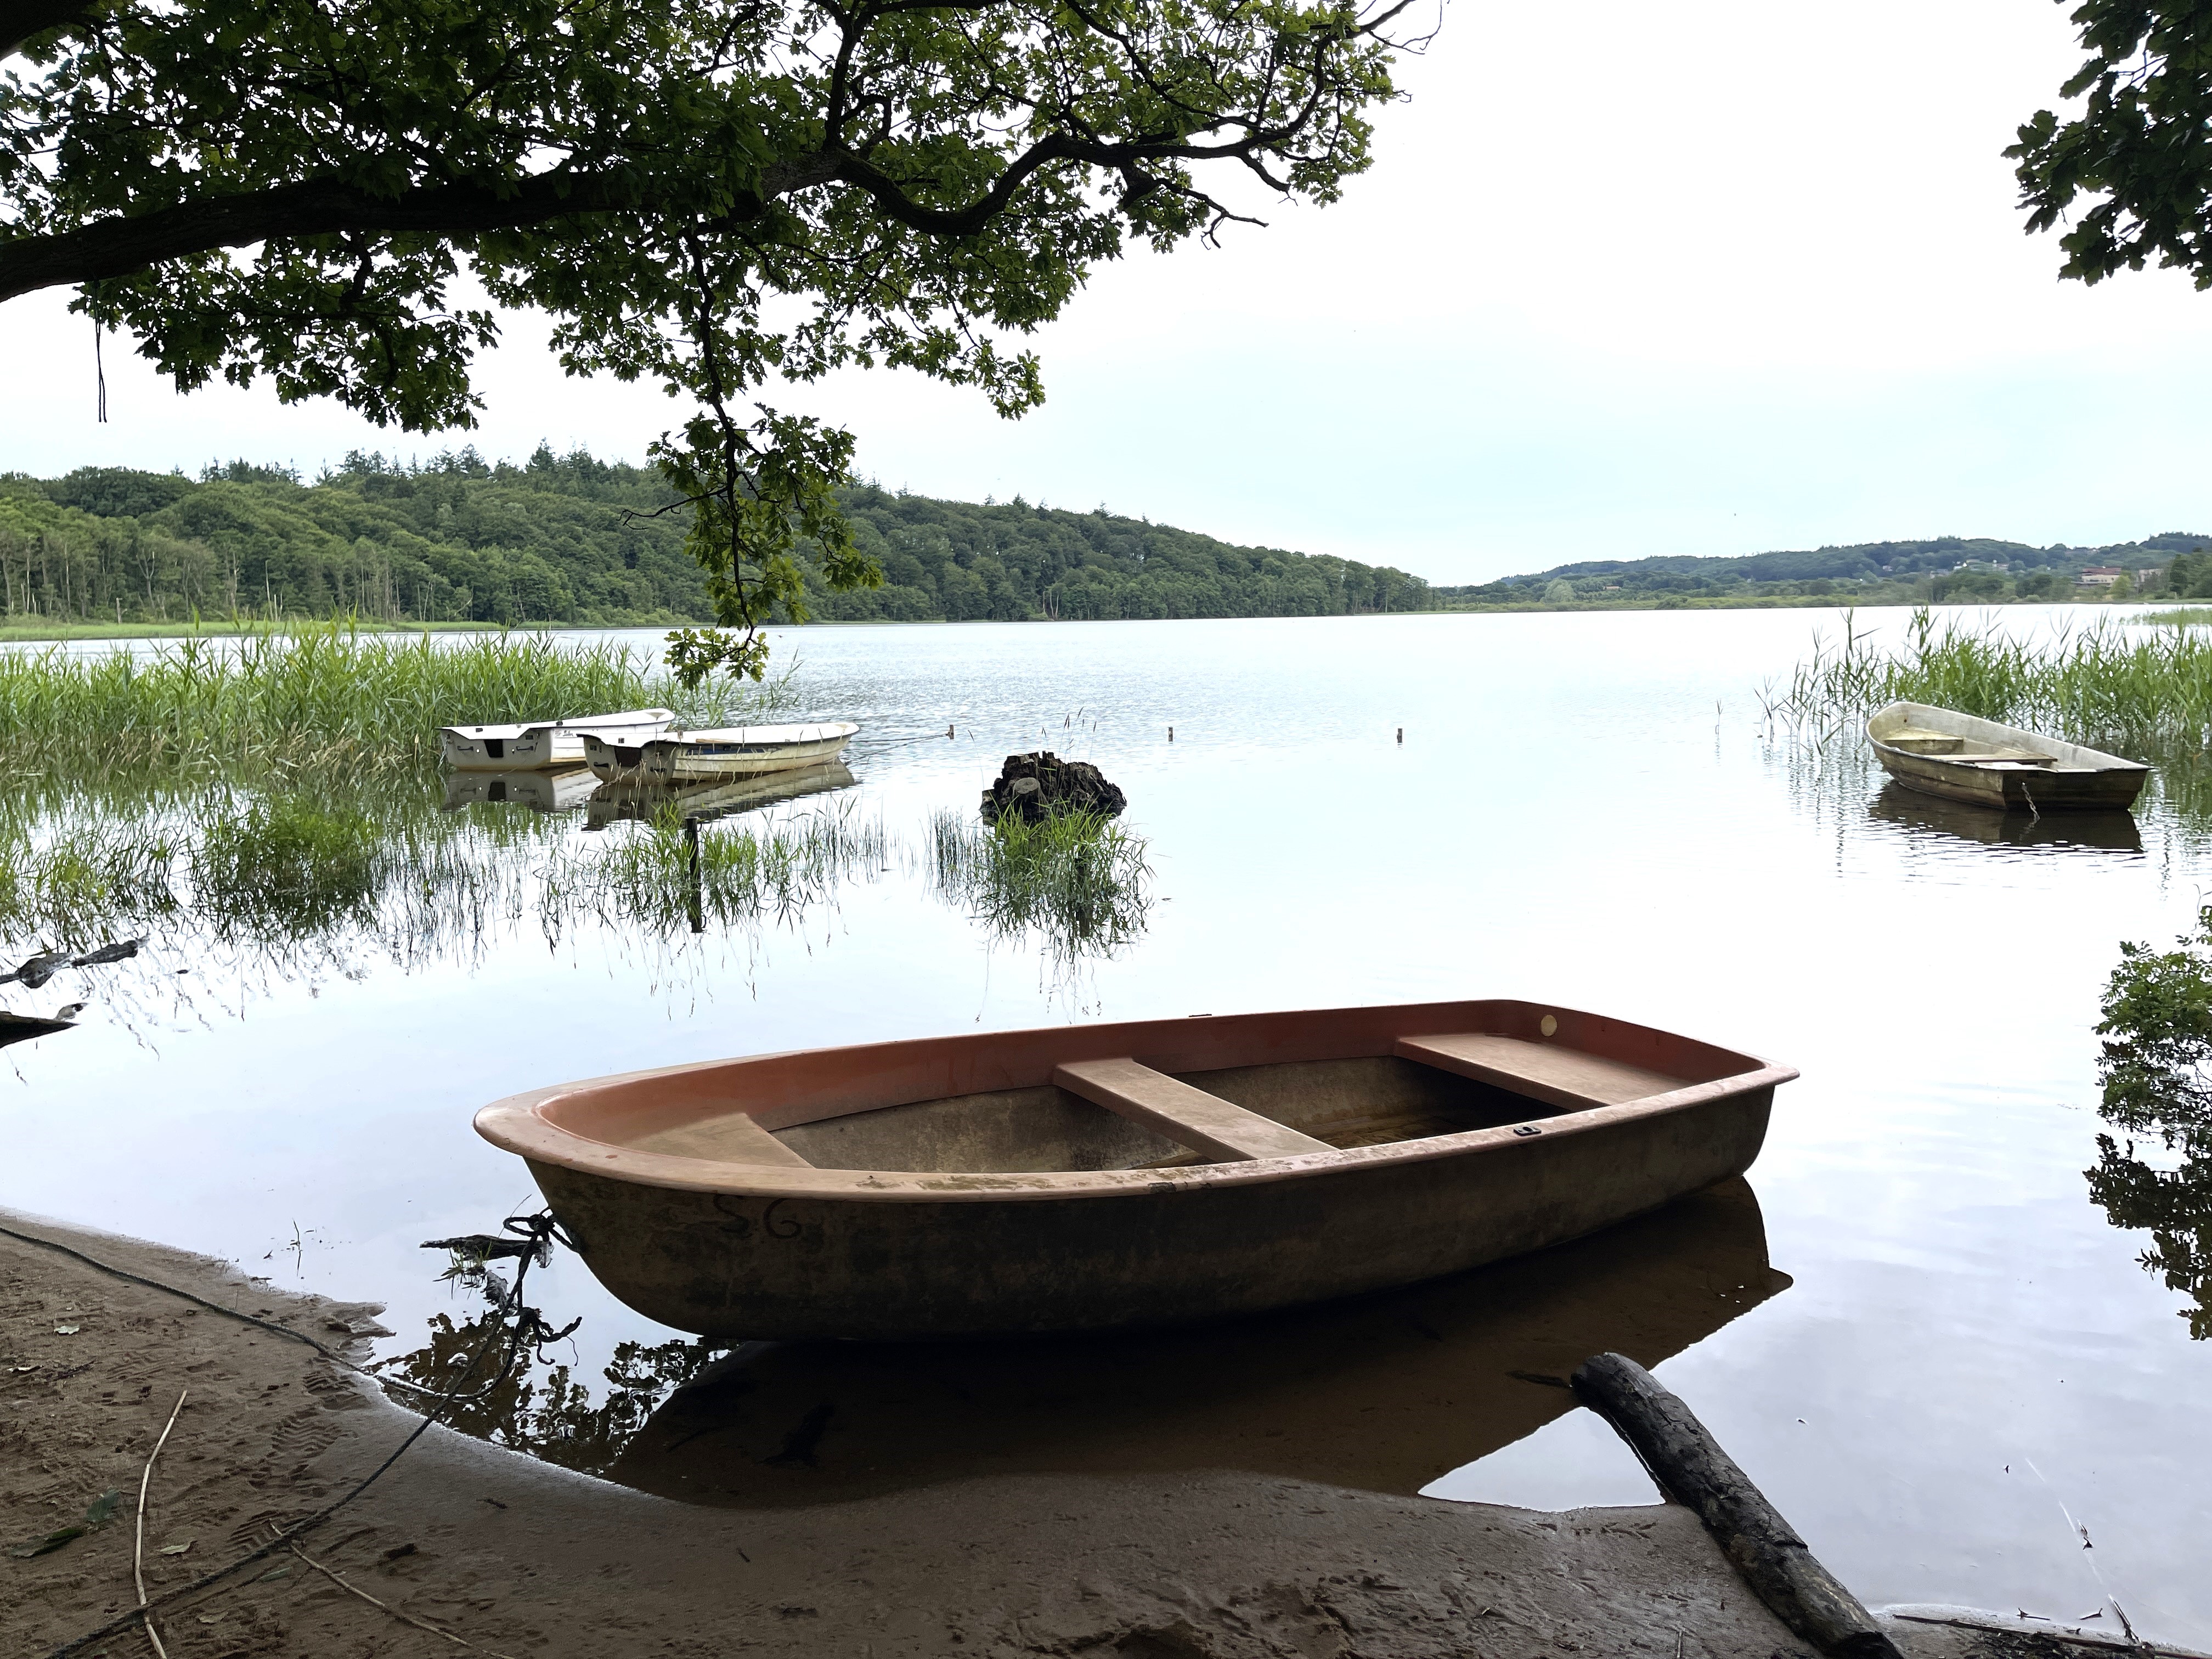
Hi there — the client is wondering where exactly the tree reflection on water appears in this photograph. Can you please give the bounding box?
[2095,905,2212,1338]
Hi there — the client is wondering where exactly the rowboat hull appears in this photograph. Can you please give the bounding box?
[601,1177,1788,1506]
[1867,701,2148,811]
[479,1001,1793,1340]
[441,708,676,772]
[583,722,859,782]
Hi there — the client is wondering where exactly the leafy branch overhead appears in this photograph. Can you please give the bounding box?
[2010,0,2212,289]
[1,0,1415,679]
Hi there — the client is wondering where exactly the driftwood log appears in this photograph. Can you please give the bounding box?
[1571,1352,1903,1659]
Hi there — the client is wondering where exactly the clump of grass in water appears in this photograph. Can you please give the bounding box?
[1762,606,2212,750]
[0,820,180,943]
[0,621,792,776]
[544,800,890,934]
[190,793,388,934]
[929,809,1152,957]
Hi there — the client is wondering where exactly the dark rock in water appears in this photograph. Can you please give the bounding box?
[980,752,1128,826]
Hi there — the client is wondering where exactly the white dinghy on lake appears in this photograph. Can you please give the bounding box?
[441,708,676,772]
[583,721,860,783]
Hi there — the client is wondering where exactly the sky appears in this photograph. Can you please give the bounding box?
[4,0,2210,585]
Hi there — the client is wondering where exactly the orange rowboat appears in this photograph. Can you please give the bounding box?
[476,1000,1796,1340]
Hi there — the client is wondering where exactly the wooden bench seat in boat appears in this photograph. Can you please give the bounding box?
[628,1110,814,1167]
[1052,1057,1335,1161]
[1393,1034,1684,1112]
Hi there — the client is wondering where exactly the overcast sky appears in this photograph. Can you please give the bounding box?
[5,0,2208,585]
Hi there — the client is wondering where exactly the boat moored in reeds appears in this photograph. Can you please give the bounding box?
[476,1000,1795,1340]
[442,708,675,771]
[582,721,859,783]
[1866,701,2149,812]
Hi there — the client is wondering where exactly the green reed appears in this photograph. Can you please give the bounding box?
[929,809,1152,958]
[540,799,890,935]
[1763,607,2212,748]
[0,622,790,775]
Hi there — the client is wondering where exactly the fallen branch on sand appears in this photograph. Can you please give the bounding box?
[1571,1352,1903,1659]
[283,1536,524,1658]
[132,1390,187,1659]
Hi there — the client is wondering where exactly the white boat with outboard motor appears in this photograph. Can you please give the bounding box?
[583,722,859,782]
[441,708,676,771]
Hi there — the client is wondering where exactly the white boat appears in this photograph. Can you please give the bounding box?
[583,721,859,782]
[442,767,602,814]
[440,708,676,772]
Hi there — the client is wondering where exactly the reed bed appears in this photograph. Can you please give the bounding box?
[1763,608,2212,748]
[929,809,1153,958]
[0,623,788,775]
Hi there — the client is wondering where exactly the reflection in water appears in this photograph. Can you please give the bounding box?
[2095,906,2212,1338]
[1869,784,2144,854]
[375,1179,1786,1505]
[926,808,1153,981]
[582,761,856,831]
[0,760,1141,1032]
[442,766,602,814]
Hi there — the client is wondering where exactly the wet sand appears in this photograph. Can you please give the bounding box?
[0,1210,2164,1659]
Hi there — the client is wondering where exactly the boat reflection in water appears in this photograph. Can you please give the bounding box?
[593,1177,1787,1509]
[442,766,601,814]
[582,761,856,832]
[1868,783,2143,854]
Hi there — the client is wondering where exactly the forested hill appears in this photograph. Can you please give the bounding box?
[0,448,1433,628]
[1439,532,2212,607]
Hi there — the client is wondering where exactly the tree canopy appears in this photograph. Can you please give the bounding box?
[2011,0,2212,288]
[0,448,1436,627]
[1,0,1413,675]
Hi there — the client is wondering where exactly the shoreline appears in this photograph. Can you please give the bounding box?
[0,594,2165,645]
[0,1207,2177,1658]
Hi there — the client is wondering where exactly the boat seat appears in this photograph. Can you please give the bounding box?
[628,1111,814,1167]
[1052,1058,1335,1162]
[1393,1034,1683,1113]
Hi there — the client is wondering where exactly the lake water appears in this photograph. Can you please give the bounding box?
[7,606,2210,1644]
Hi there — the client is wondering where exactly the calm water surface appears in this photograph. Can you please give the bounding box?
[7,607,2210,1641]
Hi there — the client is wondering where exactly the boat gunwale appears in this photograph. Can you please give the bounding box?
[634,721,860,748]
[441,707,676,744]
[1864,700,2147,776]
[475,1001,1797,1205]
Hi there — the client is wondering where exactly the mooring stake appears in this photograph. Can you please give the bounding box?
[1571,1352,1904,1659]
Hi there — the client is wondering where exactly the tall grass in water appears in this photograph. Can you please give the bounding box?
[543,800,890,934]
[0,623,789,774]
[1765,608,2212,748]
[929,809,1152,958]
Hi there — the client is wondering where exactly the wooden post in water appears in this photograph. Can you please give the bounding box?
[1571,1352,1903,1659]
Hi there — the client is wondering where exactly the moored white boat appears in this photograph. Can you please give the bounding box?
[582,721,859,782]
[1865,701,2148,812]
[441,708,676,772]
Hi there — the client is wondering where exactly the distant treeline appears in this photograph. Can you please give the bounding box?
[0,449,1434,629]
[1442,533,2212,609]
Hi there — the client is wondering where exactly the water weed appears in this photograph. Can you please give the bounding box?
[0,623,794,777]
[1763,607,2212,748]
[929,809,1152,962]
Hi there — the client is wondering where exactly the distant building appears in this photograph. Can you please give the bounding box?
[2079,567,2125,586]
